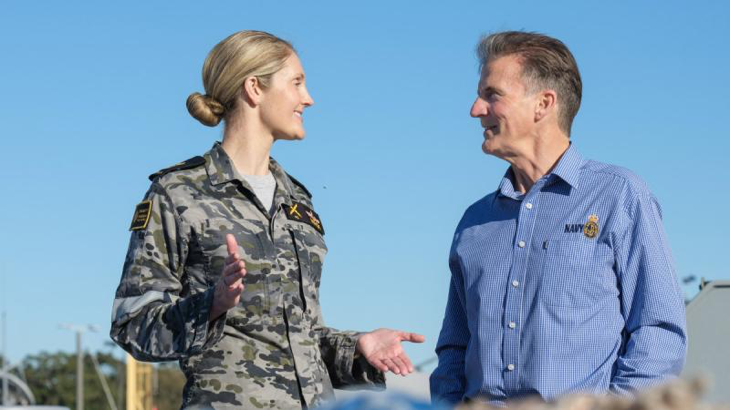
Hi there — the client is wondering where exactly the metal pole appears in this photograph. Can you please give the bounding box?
[2,310,7,405]
[2,266,8,405]
[89,351,118,410]
[76,331,83,410]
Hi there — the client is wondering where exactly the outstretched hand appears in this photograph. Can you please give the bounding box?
[356,328,425,376]
[209,234,247,321]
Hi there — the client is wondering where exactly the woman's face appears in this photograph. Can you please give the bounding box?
[259,53,314,141]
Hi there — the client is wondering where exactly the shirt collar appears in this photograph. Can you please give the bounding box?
[205,142,238,186]
[547,143,583,188]
[497,143,583,199]
[204,142,297,201]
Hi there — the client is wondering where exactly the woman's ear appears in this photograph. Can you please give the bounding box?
[242,77,263,107]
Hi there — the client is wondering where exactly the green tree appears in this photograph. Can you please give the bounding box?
[154,362,185,410]
[22,350,123,408]
[20,349,185,409]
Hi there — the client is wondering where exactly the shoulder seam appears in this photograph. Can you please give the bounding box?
[148,156,206,181]
[286,173,312,198]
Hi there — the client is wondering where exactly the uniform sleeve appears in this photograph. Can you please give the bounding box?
[110,183,226,362]
[311,308,385,389]
[430,254,469,404]
[610,192,687,393]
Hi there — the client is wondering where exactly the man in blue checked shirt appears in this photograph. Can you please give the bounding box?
[430,31,687,405]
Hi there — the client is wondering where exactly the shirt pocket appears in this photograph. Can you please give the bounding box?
[198,218,271,326]
[288,223,328,316]
[539,239,616,308]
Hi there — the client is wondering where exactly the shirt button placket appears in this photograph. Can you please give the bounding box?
[504,197,538,392]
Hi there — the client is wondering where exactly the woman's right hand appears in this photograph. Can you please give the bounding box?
[209,234,247,321]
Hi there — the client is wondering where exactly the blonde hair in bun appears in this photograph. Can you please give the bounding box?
[187,30,295,127]
[186,93,226,126]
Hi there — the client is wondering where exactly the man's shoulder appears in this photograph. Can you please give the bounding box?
[457,191,500,225]
[581,159,652,197]
[464,190,499,212]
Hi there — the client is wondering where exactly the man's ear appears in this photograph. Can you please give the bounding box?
[535,90,556,122]
[242,77,263,107]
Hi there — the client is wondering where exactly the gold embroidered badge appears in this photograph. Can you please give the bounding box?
[129,200,152,231]
[282,202,325,235]
[583,214,599,239]
[306,210,322,232]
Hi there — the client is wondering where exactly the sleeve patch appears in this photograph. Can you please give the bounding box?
[129,200,152,231]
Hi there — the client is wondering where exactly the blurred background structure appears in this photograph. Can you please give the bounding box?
[682,280,730,403]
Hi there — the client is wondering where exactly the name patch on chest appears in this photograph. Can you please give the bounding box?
[564,214,599,239]
[282,202,325,235]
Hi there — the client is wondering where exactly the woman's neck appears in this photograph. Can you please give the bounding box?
[221,113,274,176]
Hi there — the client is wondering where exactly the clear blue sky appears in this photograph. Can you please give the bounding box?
[1,1,728,369]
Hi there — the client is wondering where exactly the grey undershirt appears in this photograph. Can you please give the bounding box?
[241,173,277,215]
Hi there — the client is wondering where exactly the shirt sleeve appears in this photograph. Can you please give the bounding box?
[310,305,385,389]
[110,183,226,362]
[430,254,469,404]
[610,191,687,393]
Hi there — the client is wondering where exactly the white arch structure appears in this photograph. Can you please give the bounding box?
[1,368,36,405]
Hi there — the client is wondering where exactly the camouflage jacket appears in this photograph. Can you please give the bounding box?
[111,143,384,409]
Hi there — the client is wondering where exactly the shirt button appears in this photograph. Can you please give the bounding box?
[518,241,526,248]
[507,364,515,371]
[512,280,520,287]
[525,202,533,210]
[508,322,516,329]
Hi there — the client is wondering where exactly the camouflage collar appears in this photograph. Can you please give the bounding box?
[204,142,297,203]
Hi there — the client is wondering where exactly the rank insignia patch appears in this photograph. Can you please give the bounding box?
[129,200,152,231]
[283,202,325,235]
[583,214,599,239]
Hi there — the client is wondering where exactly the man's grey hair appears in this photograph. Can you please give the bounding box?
[477,31,582,136]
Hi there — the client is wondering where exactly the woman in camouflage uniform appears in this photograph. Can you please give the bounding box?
[110,31,424,409]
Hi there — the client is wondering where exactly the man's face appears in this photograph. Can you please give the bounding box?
[470,55,537,158]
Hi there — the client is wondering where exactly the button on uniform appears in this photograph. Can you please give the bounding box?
[512,280,520,287]
[507,364,515,371]
[518,241,526,248]
[525,202,533,210]
[508,322,516,329]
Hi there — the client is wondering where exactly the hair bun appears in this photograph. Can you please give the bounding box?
[186,92,226,127]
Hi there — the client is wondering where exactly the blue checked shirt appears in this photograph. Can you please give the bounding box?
[430,145,687,405]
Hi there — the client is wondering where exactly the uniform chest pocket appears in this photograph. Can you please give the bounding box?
[539,239,616,308]
[198,218,272,324]
[289,224,328,300]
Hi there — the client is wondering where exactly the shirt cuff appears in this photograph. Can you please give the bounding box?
[336,333,386,390]
[186,287,226,354]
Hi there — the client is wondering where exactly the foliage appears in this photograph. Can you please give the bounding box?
[19,350,186,410]
[155,362,186,410]
[23,350,121,408]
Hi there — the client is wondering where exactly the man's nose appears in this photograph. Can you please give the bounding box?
[470,98,487,118]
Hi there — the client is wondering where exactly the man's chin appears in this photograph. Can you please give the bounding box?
[482,141,497,156]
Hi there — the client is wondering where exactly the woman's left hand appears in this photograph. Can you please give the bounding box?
[356,328,425,376]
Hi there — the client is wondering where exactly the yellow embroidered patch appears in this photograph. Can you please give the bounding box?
[129,200,152,231]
